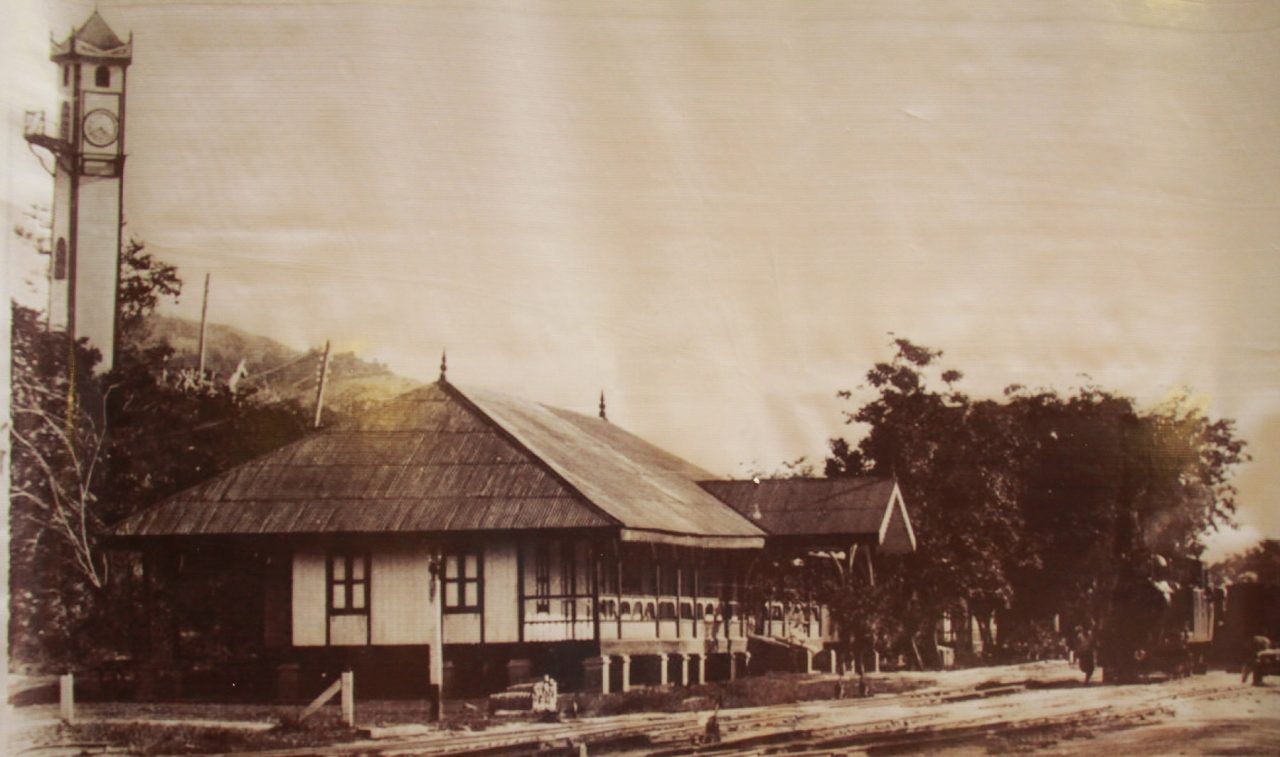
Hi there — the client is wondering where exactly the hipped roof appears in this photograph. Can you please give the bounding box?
[699,477,916,553]
[116,381,764,547]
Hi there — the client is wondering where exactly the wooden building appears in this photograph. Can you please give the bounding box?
[114,379,765,699]
[702,478,916,671]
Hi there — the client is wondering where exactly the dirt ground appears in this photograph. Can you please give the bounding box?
[998,682,1280,756]
[6,662,1279,755]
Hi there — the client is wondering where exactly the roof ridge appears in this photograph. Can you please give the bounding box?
[437,381,624,529]
[462,384,762,537]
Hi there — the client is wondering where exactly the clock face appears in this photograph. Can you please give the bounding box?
[83,108,119,148]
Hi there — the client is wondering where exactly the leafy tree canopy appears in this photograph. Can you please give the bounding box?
[821,337,1249,664]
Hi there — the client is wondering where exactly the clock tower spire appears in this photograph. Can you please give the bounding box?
[24,9,132,370]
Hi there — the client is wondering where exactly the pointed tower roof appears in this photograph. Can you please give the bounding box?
[52,10,131,62]
[72,10,125,49]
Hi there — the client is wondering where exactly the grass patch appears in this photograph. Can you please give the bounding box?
[55,716,360,756]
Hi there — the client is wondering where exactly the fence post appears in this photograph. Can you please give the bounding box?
[59,673,75,723]
[340,670,355,727]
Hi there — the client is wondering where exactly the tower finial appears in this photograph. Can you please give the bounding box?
[439,349,447,382]
[598,390,607,422]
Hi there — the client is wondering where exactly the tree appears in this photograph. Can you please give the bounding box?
[9,239,309,668]
[823,338,1250,666]
[1004,386,1248,630]
[117,237,182,343]
[1214,540,1280,585]
[825,339,1036,666]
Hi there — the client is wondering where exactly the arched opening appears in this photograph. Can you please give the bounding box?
[54,239,68,280]
[59,102,71,141]
[62,65,70,86]
[95,66,110,88]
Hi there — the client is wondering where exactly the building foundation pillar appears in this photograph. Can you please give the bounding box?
[584,655,610,695]
[617,654,632,693]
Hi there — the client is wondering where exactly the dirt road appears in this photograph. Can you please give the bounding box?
[10,663,1278,755]
[358,664,1279,755]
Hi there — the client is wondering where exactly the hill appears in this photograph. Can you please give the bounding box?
[143,315,420,416]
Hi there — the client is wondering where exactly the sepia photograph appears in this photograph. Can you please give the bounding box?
[3,1,1279,754]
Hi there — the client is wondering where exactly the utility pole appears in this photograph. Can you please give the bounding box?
[196,273,210,375]
[312,340,331,429]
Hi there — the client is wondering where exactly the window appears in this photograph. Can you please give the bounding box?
[444,549,481,612]
[60,103,71,141]
[328,552,369,616]
[53,239,67,280]
[95,65,110,88]
[62,65,70,86]
[534,542,551,613]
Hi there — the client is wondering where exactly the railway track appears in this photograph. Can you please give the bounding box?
[222,672,1249,756]
[654,678,1251,756]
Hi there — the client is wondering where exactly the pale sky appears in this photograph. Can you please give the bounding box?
[5,0,1278,559]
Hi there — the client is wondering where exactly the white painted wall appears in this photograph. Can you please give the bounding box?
[292,550,326,647]
[371,544,435,645]
[49,170,71,329]
[295,545,440,647]
[329,614,368,646]
[74,174,121,365]
[484,537,519,643]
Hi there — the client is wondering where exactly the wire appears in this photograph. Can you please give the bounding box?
[240,351,317,383]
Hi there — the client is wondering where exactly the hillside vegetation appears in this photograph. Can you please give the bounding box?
[144,315,420,417]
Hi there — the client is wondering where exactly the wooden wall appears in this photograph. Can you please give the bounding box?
[484,537,519,643]
[292,551,327,647]
[291,545,438,648]
[371,544,436,645]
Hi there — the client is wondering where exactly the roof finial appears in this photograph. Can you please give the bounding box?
[598,390,607,422]
[439,349,447,382]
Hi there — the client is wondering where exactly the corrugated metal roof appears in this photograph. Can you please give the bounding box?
[698,477,900,539]
[116,383,613,537]
[115,381,764,544]
[461,386,764,540]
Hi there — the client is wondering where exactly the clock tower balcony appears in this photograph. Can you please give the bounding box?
[23,110,71,156]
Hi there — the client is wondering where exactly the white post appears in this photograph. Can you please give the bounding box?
[340,670,355,727]
[657,653,669,686]
[431,547,445,719]
[59,674,74,723]
[618,654,632,693]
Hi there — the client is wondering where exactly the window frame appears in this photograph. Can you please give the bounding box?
[443,547,483,614]
[326,551,370,618]
[533,542,551,614]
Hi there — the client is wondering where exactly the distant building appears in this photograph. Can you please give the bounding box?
[114,379,915,699]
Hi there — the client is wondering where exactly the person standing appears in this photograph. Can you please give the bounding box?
[1074,626,1097,685]
[1243,635,1271,685]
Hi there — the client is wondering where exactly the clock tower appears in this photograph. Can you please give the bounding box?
[24,10,132,370]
